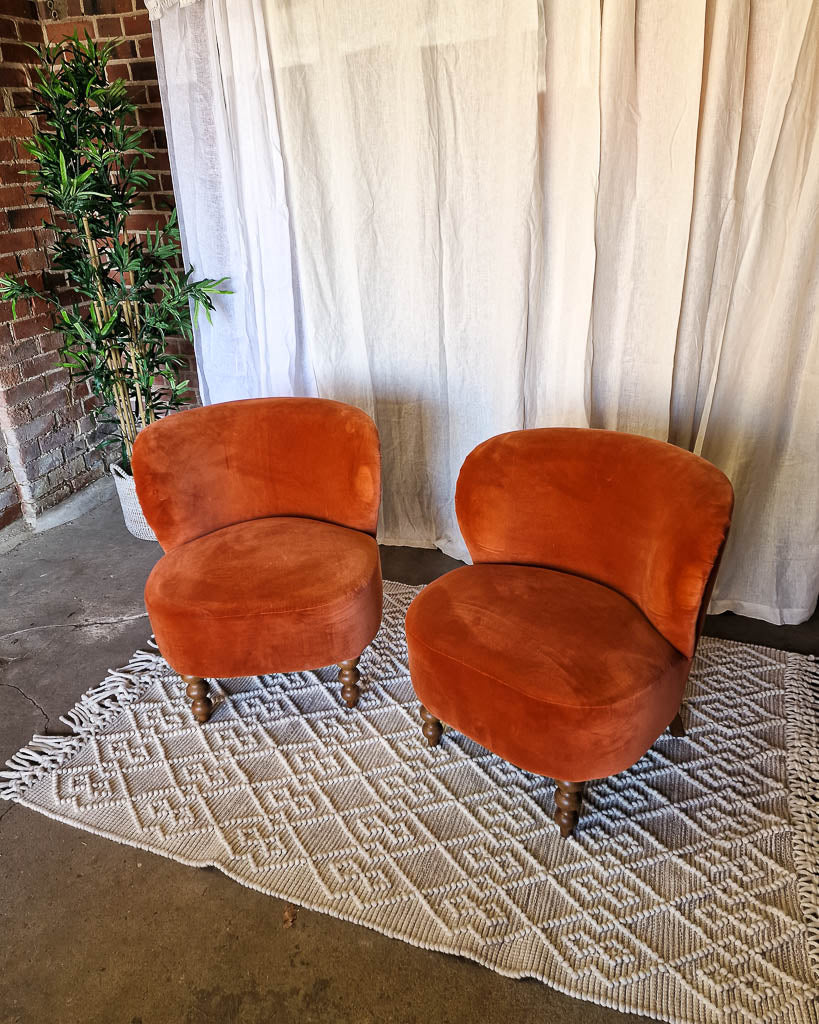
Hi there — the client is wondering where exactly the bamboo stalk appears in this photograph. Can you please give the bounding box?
[118,220,150,429]
[91,299,131,444]
[122,299,147,429]
[129,298,155,424]
[104,351,136,454]
[83,217,109,319]
[84,216,137,457]
[91,297,132,446]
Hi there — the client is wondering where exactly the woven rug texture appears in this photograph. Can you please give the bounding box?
[2,582,818,1024]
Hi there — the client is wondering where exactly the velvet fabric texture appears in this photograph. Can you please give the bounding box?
[455,429,734,658]
[406,428,733,782]
[134,398,383,679]
[146,518,382,678]
[406,565,691,780]
[133,397,381,552]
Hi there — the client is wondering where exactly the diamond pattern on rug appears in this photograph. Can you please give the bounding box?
[2,582,817,1024]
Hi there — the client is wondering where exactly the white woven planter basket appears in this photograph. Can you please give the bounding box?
[111,464,157,542]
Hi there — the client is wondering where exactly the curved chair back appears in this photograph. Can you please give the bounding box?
[455,428,733,658]
[133,397,381,552]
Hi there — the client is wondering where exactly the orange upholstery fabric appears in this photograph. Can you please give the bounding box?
[134,398,383,679]
[145,517,382,678]
[456,428,733,658]
[406,564,690,780]
[406,428,733,784]
[133,397,381,553]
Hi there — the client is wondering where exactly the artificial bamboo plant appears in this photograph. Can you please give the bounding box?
[0,34,228,470]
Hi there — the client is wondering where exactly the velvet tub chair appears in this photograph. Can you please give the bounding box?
[405,428,733,838]
[132,397,382,722]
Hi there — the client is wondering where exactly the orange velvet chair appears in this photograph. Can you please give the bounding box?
[405,428,733,837]
[132,397,382,722]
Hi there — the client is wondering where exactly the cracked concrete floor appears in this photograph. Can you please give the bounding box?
[1,497,816,1024]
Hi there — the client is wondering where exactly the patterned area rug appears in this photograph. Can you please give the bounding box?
[2,582,818,1024]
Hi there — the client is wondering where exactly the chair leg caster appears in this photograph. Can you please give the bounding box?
[338,657,362,708]
[554,780,583,838]
[420,705,443,747]
[669,711,686,737]
[182,675,213,723]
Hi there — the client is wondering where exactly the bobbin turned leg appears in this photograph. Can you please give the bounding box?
[420,705,443,747]
[338,657,362,708]
[554,780,583,838]
[182,675,213,723]
[669,711,686,737]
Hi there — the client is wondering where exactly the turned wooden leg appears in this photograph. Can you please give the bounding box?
[419,705,443,747]
[554,780,583,838]
[182,675,213,723]
[669,711,686,737]
[338,657,362,708]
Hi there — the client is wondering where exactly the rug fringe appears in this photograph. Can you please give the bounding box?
[0,594,408,802]
[1,594,817,1019]
[0,647,166,801]
[784,652,819,981]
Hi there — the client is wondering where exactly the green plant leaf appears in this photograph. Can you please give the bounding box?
[12,32,232,451]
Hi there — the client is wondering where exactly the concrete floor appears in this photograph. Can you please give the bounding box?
[0,497,816,1024]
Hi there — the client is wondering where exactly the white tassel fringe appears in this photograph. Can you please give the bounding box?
[0,648,166,801]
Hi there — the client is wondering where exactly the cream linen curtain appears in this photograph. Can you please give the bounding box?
[153,1,316,401]
[152,0,819,625]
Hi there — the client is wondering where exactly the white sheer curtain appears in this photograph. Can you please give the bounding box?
[153,0,315,401]
[152,0,819,625]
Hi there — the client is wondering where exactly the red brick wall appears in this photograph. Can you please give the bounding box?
[0,429,21,528]
[0,1,64,523]
[0,0,195,527]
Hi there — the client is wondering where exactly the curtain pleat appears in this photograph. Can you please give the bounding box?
[153,0,819,624]
[524,0,599,430]
[263,0,541,552]
[154,0,315,402]
[694,0,819,621]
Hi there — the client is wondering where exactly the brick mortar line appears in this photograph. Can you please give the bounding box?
[0,1,196,528]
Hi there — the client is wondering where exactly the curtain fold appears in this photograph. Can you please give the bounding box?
[152,0,819,625]
[588,0,706,437]
[524,0,599,430]
[692,0,819,620]
[153,0,315,402]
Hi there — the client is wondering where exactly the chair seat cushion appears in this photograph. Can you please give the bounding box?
[145,517,382,678]
[405,564,691,781]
